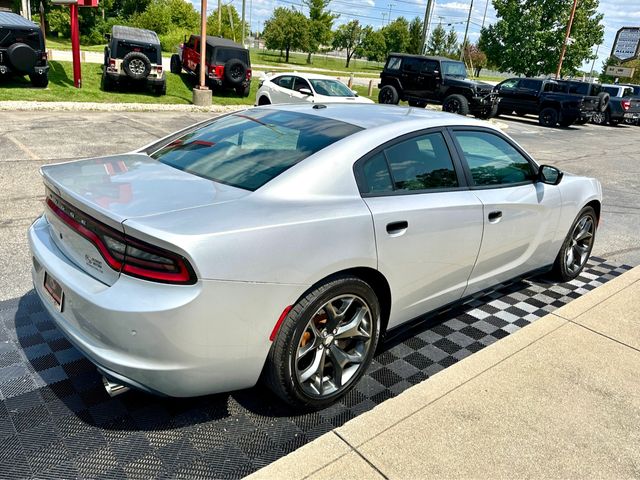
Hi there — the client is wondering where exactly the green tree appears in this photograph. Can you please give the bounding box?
[464,42,488,76]
[360,26,386,62]
[480,0,604,77]
[333,20,364,67]
[263,7,310,62]
[303,0,338,63]
[426,23,446,56]
[444,27,458,58]
[207,5,249,42]
[407,16,423,54]
[382,17,409,54]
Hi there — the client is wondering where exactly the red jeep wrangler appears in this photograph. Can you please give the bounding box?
[170,35,251,97]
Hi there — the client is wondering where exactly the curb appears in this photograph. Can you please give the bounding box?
[0,101,248,113]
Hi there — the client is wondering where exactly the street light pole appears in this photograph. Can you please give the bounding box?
[241,0,246,46]
[460,0,473,61]
[588,43,600,82]
[480,0,489,29]
[555,0,579,79]
[421,0,434,55]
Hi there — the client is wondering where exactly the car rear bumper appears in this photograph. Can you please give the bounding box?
[105,71,165,85]
[28,214,305,397]
[0,63,49,75]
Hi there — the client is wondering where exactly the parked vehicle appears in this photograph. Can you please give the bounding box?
[378,53,498,118]
[494,77,606,127]
[29,104,601,408]
[0,11,48,87]
[102,25,166,95]
[591,84,640,126]
[171,35,251,97]
[256,72,373,105]
[553,80,608,124]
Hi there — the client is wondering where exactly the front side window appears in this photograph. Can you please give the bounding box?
[454,131,534,186]
[499,78,519,90]
[293,77,311,92]
[361,132,458,194]
[151,110,361,191]
[421,60,439,74]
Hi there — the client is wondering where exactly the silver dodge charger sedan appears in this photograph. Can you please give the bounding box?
[28,104,601,408]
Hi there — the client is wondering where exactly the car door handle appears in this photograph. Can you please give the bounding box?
[488,210,503,223]
[386,221,408,235]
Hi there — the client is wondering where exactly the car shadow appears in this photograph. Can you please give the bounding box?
[497,114,583,130]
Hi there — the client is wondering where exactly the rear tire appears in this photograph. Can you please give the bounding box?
[538,107,559,127]
[552,206,597,282]
[378,85,399,104]
[263,275,381,409]
[153,81,166,95]
[442,94,470,116]
[29,73,48,88]
[101,71,114,92]
[170,54,182,74]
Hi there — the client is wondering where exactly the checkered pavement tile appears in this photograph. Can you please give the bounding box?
[0,258,631,479]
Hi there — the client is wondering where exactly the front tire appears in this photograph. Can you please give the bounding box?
[264,275,381,409]
[442,94,470,116]
[552,206,597,281]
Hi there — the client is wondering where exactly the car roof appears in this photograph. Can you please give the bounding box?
[193,35,246,49]
[268,72,342,81]
[0,11,39,29]
[256,103,494,131]
[112,25,160,44]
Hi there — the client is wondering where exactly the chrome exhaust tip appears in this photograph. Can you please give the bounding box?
[102,376,130,397]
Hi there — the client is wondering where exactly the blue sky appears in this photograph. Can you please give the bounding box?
[188,0,640,69]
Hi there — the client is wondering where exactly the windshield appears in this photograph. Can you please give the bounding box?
[441,61,468,78]
[150,110,362,191]
[309,79,354,97]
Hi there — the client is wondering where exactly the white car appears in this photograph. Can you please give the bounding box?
[256,72,374,105]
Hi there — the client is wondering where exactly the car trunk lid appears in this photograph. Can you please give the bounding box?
[41,153,249,285]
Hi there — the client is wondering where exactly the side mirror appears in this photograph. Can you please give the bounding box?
[104,33,111,41]
[538,165,563,185]
[299,88,312,96]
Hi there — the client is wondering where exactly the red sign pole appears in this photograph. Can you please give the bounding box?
[70,2,81,87]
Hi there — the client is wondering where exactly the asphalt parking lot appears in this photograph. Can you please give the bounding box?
[1,110,638,302]
[0,109,638,479]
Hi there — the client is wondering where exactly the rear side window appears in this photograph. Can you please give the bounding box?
[360,132,458,194]
[402,57,421,72]
[0,28,41,49]
[520,79,542,90]
[602,86,619,96]
[151,110,361,191]
[386,56,401,71]
[273,76,294,89]
[454,131,534,186]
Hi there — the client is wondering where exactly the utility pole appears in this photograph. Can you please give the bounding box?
[420,0,435,55]
[460,0,473,61]
[381,12,387,26]
[480,0,489,29]
[241,0,246,46]
[555,0,579,79]
[588,43,600,82]
[193,0,212,106]
[218,0,222,35]
[388,3,394,24]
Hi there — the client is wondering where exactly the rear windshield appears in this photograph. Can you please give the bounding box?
[114,41,160,63]
[150,109,362,191]
[213,47,249,65]
[0,28,42,49]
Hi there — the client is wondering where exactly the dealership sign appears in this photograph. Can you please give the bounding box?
[612,27,640,61]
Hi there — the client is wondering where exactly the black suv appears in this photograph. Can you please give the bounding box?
[378,53,498,118]
[102,25,166,95]
[0,12,48,87]
[171,36,251,97]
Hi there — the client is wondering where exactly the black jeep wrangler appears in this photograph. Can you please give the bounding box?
[0,12,48,87]
[102,25,166,95]
[378,53,498,118]
[171,36,251,97]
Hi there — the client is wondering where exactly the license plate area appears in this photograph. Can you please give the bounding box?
[44,272,64,311]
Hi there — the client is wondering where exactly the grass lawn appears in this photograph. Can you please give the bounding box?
[46,37,107,53]
[253,50,383,75]
[0,60,259,105]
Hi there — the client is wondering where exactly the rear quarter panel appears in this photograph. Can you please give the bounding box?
[554,174,602,247]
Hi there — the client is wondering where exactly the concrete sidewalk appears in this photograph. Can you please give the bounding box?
[248,266,640,479]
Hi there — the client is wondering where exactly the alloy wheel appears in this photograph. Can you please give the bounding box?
[130,59,145,76]
[445,99,460,113]
[565,214,595,275]
[294,294,373,398]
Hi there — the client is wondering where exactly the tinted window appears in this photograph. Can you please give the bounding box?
[0,28,41,49]
[499,79,519,90]
[520,79,542,90]
[386,56,401,70]
[385,133,458,191]
[402,57,421,72]
[602,86,619,96]
[273,76,294,89]
[362,153,393,193]
[151,110,361,191]
[293,77,311,92]
[454,131,534,186]
[215,48,249,65]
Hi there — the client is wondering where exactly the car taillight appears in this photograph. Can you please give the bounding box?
[246,69,252,80]
[109,59,116,67]
[215,65,224,78]
[156,65,162,74]
[622,99,630,111]
[41,52,47,62]
[45,192,196,285]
